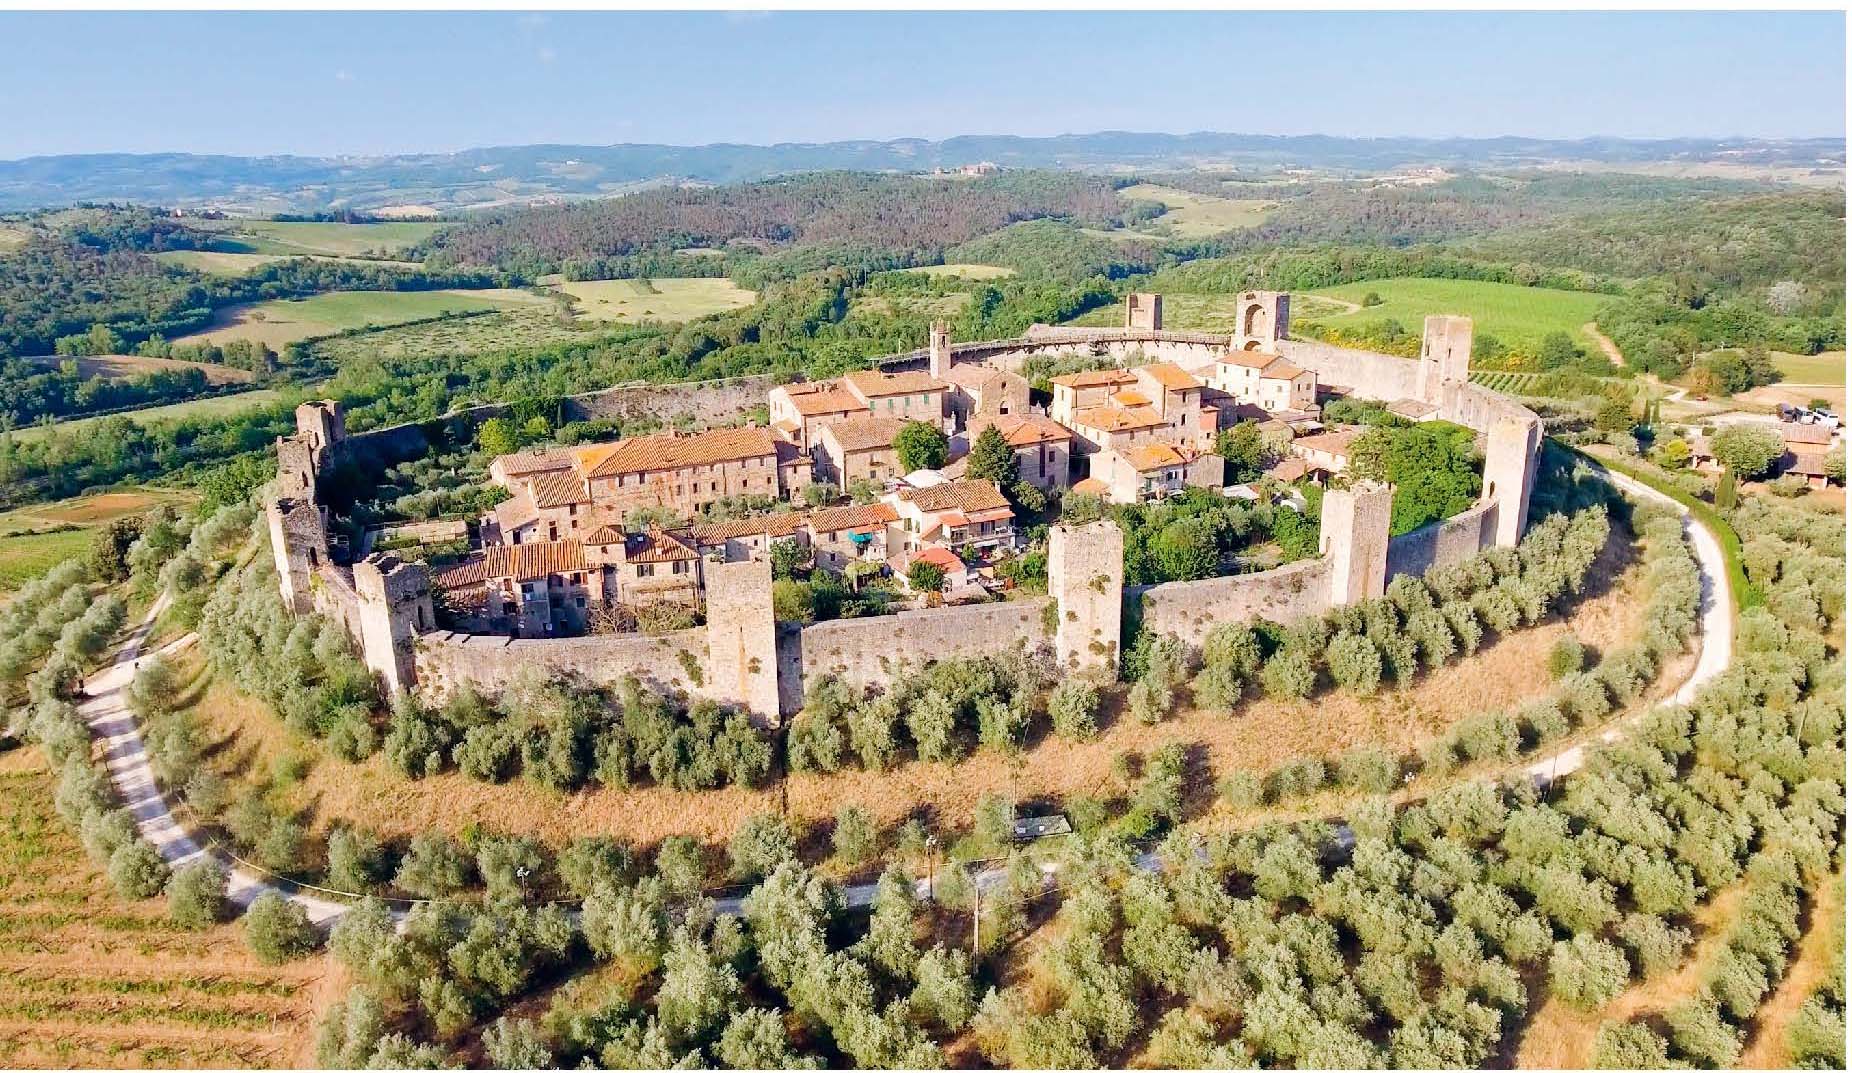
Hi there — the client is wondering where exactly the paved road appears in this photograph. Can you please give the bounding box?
[79,471,1733,925]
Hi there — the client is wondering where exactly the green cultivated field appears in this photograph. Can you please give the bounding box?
[1771,350,1848,385]
[1117,183,1274,238]
[900,263,1016,280]
[177,288,543,348]
[559,277,758,323]
[1301,278,1614,351]
[1065,292,1256,332]
[311,305,591,363]
[4,389,284,445]
[195,218,444,257]
[0,490,196,592]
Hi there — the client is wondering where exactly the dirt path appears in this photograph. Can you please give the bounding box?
[1583,321,1625,368]
[78,596,351,925]
[1737,868,1846,1068]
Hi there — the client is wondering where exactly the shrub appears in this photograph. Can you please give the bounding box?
[1048,679,1102,741]
[393,833,474,898]
[1547,633,1586,678]
[107,838,170,899]
[167,859,230,928]
[1219,770,1264,809]
[1126,678,1172,725]
[559,835,633,899]
[1259,650,1318,699]
[1786,993,1847,1069]
[244,891,320,964]
[905,689,962,763]
[1326,633,1382,697]
[1338,746,1400,793]
[1591,1021,1671,1069]
[833,805,877,866]
[729,813,797,882]
[1549,935,1631,1010]
[482,1017,555,1070]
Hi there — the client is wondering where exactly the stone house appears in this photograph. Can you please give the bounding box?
[942,363,1031,432]
[885,479,1015,558]
[841,368,951,426]
[1288,427,1364,477]
[805,502,900,571]
[691,512,807,563]
[767,381,865,452]
[1088,442,1225,504]
[1211,350,1318,414]
[816,416,908,491]
[433,528,703,637]
[960,414,1075,490]
[575,426,805,517]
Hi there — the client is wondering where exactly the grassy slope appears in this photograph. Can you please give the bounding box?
[175,289,534,348]
[1303,278,1614,350]
[0,490,197,593]
[1117,183,1274,238]
[4,390,284,445]
[900,263,1016,280]
[557,277,758,323]
[198,219,443,257]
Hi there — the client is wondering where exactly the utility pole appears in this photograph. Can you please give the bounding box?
[971,874,981,955]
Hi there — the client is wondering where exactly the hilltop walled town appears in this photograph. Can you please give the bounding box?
[265,289,1547,723]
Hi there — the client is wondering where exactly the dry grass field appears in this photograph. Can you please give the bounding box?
[308,304,590,364]
[4,390,284,446]
[557,277,758,324]
[1737,868,1846,1068]
[185,522,1650,855]
[192,219,443,258]
[18,353,255,386]
[0,754,326,1068]
[1116,183,1275,238]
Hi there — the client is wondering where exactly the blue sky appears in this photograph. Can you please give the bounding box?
[1,10,1843,158]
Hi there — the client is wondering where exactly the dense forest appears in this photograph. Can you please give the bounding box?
[419,171,1131,275]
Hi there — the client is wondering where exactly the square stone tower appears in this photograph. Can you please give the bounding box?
[1484,413,1542,546]
[1124,293,1163,331]
[1320,482,1393,605]
[1234,291,1290,350]
[1048,520,1125,676]
[928,321,953,380]
[353,553,433,696]
[1417,316,1473,406]
[266,496,326,614]
[705,557,782,725]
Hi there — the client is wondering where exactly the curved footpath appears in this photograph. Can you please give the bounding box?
[80,473,1733,926]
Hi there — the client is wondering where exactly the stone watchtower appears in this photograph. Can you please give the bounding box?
[353,553,433,697]
[266,496,327,614]
[928,321,953,380]
[1234,291,1290,350]
[1124,293,1164,331]
[1048,520,1125,676]
[1320,482,1394,604]
[1484,413,1542,547]
[704,557,781,725]
[1417,316,1473,405]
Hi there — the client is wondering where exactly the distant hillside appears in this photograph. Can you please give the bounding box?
[0,132,1840,214]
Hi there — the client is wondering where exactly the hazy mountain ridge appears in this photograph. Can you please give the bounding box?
[0,131,1841,214]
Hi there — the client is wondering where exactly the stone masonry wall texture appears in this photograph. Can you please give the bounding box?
[798,599,1052,694]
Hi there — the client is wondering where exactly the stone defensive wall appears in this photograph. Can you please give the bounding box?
[330,374,778,474]
[791,597,1055,695]
[263,291,1544,722]
[414,626,711,700]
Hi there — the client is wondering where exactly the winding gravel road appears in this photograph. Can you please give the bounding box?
[78,471,1732,926]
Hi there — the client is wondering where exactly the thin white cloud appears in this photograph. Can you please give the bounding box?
[536,47,557,65]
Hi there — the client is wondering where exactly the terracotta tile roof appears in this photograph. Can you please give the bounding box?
[785,386,865,417]
[897,479,1010,514]
[1111,389,1153,408]
[1125,443,1190,471]
[1784,448,1830,476]
[1266,458,1311,482]
[1072,477,1110,496]
[822,415,907,453]
[1259,358,1307,380]
[808,502,898,534]
[433,540,585,589]
[1780,422,1835,446]
[493,494,539,533]
[844,368,946,398]
[1220,350,1281,369]
[1387,398,1439,419]
[584,426,779,479]
[1138,362,1200,391]
[943,364,1024,391]
[1050,368,1137,389]
[981,414,1071,448]
[584,525,626,545]
[1071,403,1167,432]
[530,469,590,509]
[625,529,697,563]
[1292,428,1364,458]
[495,449,572,477]
[693,512,807,542]
[913,546,964,572]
